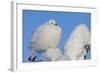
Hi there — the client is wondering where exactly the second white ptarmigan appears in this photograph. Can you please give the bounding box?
[64,24,90,60]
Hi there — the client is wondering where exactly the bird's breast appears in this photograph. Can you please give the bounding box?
[37,25,61,49]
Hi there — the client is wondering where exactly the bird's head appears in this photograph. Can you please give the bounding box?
[48,19,58,25]
[84,44,90,59]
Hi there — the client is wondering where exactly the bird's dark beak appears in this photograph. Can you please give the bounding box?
[84,44,90,60]
[55,23,58,25]
[84,44,90,53]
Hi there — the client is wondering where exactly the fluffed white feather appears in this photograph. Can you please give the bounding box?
[64,24,90,60]
[44,47,70,61]
[44,48,63,61]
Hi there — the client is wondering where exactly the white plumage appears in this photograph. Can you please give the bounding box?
[44,47,70,61]
[28,19,62,61]
[64,24,90,60]
[44,48,63,61]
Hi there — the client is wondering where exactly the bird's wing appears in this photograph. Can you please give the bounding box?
[28,24,47,49]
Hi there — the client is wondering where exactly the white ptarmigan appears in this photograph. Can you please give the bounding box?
[28,19,62,61]
[64,24,90,60]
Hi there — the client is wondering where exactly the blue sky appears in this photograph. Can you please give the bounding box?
[23,10,91,62]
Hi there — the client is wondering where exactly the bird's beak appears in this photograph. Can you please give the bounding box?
[84,44,90,53]
[55,23,58,25]
[84,44,90,60]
